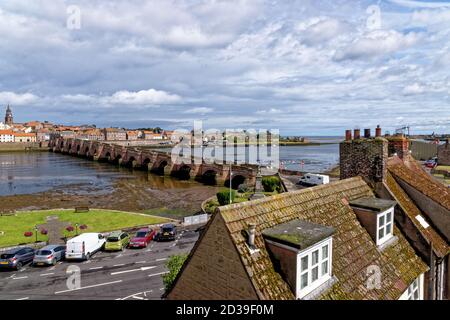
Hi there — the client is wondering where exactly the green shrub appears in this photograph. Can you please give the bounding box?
[162,254,188,290]
[262,176,281,192]
[217,189,236,206]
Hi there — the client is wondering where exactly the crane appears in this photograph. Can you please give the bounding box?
[395,126,410,136]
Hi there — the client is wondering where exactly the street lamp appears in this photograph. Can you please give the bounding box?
[75,223,79,236]
[34,225,38,243]
[229,163,233,204]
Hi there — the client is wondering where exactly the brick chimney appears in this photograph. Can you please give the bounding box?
[340,127,388,183]
[386,134,410,160]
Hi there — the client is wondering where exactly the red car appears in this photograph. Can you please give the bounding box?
[128,228,156,248]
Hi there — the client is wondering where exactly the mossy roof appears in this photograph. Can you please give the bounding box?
[218,177,428,300]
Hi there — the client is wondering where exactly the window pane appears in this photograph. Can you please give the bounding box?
[387,211,392,223]
[378,227,384,240]
[312,267,319,282]
[413,290,419,300]
[322,245,328,260]
[301,273,308,289]
[312,250,319,265]
[412,280,418,289]
[379,215,385,226]
[386,223,392,235]
[301,256,308,271]
[321,261,328,276]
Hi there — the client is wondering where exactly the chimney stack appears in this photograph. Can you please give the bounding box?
[364,129,371,139]
[375,125,382,137]
[247,223,256,248]
[354,129,361,140]
[345,130,352,141]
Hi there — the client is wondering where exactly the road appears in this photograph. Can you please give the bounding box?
[0,228,199,300]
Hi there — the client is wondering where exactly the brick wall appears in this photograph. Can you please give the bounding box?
[438,141,450,165]
[167,213,258,300]
[387,136,410,159]
[340,137,388,183]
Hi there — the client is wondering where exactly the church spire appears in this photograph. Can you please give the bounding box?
[5,104,13,125]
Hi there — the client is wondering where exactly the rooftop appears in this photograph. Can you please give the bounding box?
[349,197,396,212]
[262,219,335,250]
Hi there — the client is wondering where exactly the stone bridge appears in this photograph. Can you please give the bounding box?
[49,137,257,188]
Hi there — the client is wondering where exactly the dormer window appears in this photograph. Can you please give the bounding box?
[349,197,397,247]
[262,220,335,299]
[377,208,393,245]
[298,238,332,296]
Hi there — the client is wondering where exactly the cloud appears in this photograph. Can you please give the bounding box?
[402,83,425,95]
[334,30,421,61]
[0,91,39,105]
[183,107,214,114]
[256,108,282,114]
[299,18,351,45]
[108,89,181,105]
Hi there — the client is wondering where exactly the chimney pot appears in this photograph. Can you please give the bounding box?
[375,125,382,137]
[345,130,352,141]
[354,129,361,140]
[364,129,371,138]
[248,223,256,247]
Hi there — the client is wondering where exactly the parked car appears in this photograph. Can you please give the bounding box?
[0,247,35,270]
[128,228,156,248]
[32,245,66,267]
[105,231,130,251]
[424,159,437,168]
[298,173,330,187]
[65,233,106,260]
[155,224,177,241]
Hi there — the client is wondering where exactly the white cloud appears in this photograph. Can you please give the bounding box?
[256,108,282,114]
[184,107,214,114]
[402,83,425,95]
[334,30,421,61]
[0,91,39,105]
[108,89,181,105]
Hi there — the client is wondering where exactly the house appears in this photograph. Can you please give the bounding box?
[167,176,428,300]
[36,129,50,142]
[340,127,449,300]
[437,139,450,166]
[126,131,139,141]
[78,129,105,141]
[143,131,163,140]
[13,132,36,143]
[0,130,14,143]
[103,128,127,141]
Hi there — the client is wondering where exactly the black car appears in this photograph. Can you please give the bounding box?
[0,247,35,270]
[155,224,177,241]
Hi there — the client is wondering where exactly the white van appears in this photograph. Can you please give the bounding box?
[65,233,106,261]
[298,173,330,186]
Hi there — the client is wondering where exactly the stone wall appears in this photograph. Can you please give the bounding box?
[438,141,450,165]
[387,136,410,159]
[340,137,388,183]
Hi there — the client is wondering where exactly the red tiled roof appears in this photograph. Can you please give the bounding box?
[217,177,427,300]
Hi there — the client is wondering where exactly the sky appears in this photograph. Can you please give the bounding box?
[0,0,449,135]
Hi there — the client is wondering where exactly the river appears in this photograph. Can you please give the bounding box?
[0,142,339,215]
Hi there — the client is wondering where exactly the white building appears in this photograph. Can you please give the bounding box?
[0,130,14,143]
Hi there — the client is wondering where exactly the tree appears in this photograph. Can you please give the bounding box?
[217,189,236,206]
[162,254,188,290]
[262,176,281,192]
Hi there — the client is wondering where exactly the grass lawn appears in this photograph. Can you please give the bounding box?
[0,209,169,248]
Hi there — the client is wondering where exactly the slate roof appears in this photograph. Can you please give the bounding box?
[385,172,449,258]
[218,177,428,300]
[388,163,450,211]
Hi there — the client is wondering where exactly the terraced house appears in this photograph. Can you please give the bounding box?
[167,127,448,300]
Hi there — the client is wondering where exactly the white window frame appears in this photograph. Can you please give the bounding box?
[399,274,424,300]
[296,237,333,299]
[376,208,394,246]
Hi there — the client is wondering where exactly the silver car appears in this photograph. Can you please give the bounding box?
[32,245,66,267]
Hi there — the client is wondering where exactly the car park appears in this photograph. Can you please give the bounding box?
[128,228,156,248]
[105,231,130,251]
[155,224,177,241]
[66,233,106,260]
[32,245,66,267]
[0,247,35,270]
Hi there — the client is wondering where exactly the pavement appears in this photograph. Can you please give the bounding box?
[0,228,199,300]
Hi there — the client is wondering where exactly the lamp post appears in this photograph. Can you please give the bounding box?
[75,223,79,236]
[229,163,233,204]
[34,225,38,243]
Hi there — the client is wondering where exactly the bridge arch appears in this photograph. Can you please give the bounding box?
[84,146,90,157]
[113,154,122,165]
[142,158,152,170]
[174,164,191,180]
[153,160,168,175]
[124,156,137,168]
[225,174,247,189]
[201,170,218,185]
